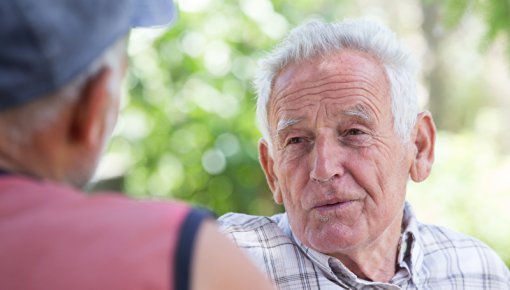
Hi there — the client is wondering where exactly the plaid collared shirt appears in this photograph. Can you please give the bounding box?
[219,203,510,289]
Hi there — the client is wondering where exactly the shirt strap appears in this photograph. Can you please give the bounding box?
[174,207,214,290]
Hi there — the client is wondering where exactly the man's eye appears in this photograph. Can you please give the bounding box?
[341,128,372,147]
[346,128,365,136]
[287,137,304,145]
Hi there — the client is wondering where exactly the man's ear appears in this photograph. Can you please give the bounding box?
[259,139,283,204]
[410,111,436,182]
[69,67,113,147]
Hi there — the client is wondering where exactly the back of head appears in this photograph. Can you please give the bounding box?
[254,19,420,147]
[0,0,176,185]
[0,0,175,110]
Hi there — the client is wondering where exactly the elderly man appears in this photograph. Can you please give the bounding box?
[219,19,510,289]
[0,1,274,290]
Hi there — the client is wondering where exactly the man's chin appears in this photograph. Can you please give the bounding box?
[304,224,364,254]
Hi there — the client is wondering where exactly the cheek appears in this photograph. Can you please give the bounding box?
[354,146,409,208]
[280,146,308,164]
[345,147,392,194]
[275,158,309,204]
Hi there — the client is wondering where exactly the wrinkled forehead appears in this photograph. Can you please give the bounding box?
[268,50,391,129]
[273,50,387,94]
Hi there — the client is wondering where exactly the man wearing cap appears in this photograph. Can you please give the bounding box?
[0,1,274,290]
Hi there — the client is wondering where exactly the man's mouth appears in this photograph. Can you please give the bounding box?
[312,199,357,214]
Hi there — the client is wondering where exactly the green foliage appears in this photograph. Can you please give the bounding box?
[443,0,473,28]
[432,0,510,58]
[481,0,510,55]
[118,0,274,215]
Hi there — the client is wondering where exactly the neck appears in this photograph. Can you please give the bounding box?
[0,102,83,186]
[0,141,45,180]
[334,212,404,282]
[0,126,64,182]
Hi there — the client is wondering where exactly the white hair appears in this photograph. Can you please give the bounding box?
[0,37,127,145]
[254,19,419,149]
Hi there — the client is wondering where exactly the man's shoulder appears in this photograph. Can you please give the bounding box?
[218,212,283,231]
[218,212,294,247]
[418,222,497,256]
[417,222,510,284]
[218,212,327,289]
[0,175,195,232]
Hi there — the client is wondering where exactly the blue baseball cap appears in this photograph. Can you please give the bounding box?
[0,0,176,110]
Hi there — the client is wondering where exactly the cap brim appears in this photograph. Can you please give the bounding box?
[131,0,177,28]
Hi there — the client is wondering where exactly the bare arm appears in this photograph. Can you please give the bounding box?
[191,220,275,290]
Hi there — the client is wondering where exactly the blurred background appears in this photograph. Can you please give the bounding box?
[91,0,510,266]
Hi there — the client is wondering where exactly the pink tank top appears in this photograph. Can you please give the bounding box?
[0,174,211,290]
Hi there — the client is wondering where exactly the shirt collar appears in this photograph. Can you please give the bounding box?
[397,202,424,283]
[281,201,424,285]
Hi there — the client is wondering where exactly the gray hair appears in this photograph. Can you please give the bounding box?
[254,19,419,149]
[0,37,127,145]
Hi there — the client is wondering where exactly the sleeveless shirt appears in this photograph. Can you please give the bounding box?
[0,174,210,290]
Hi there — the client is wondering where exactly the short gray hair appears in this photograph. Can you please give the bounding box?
[0,37,127,145]
[254,19,419,148]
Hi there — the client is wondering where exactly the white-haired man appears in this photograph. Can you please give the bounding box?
[219,19,510,289]
[0,1,274,290]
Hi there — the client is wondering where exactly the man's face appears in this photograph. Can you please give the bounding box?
[261,50,415,257]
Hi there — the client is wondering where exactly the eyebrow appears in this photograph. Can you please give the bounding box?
[276,118,303,133]
[274,105,373,137]
[339,104,372,122]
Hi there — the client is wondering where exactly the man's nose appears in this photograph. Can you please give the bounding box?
[309,134,344,183]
